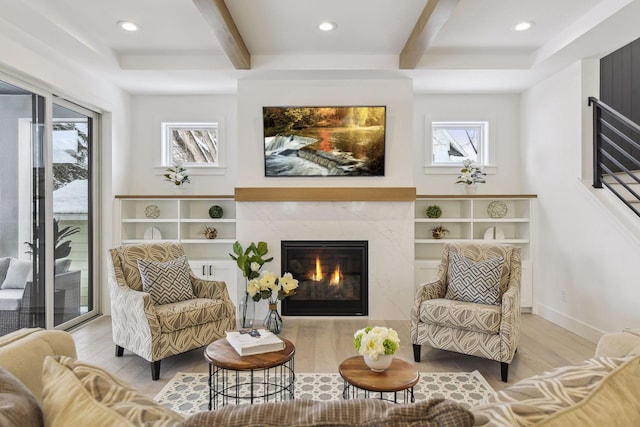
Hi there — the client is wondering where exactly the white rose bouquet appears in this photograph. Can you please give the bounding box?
[248,271,299,304]
[353,326,400,360]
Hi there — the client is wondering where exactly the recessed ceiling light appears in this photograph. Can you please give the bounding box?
[318,21,337,32]
[513,21,535,32]
[118,21,140,32]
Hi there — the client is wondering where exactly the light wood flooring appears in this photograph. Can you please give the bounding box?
[71,314,596,399]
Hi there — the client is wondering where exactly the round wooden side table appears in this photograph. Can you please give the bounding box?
[339,356,419,403]
[204,337,295,409]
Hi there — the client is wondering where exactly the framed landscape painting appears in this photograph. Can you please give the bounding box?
[262,106,386,177]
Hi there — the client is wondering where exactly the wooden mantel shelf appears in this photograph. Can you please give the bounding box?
[416,194,537,199]
[114,191,536,202]
[235,187,416,202]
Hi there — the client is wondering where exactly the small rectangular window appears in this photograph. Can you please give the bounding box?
[431,121,488,165]
[162,122,218,166]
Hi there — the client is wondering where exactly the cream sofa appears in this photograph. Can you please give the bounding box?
[1,328,640,427]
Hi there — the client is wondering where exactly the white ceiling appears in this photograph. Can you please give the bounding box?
[1,0,639,94]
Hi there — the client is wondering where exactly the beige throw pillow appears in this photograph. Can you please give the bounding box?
[41,355,184,427]
[472,356,640,427]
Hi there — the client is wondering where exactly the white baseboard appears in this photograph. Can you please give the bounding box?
[535,303,606,344]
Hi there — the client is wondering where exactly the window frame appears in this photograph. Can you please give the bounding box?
[161,121,219,167]
[156,120,226,176]
[424,118,497,175]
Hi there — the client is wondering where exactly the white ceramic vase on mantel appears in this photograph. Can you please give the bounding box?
[363,354,393,372]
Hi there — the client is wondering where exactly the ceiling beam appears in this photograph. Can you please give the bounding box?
[193,0,251,69]
[399,0,459,69]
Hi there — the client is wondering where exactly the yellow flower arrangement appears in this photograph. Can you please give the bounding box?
[248,271,299,304]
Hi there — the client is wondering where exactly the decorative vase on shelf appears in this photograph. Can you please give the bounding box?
[208,205,224,218]
[363,354,393,373]
[238,292,255,328]
[263,302,283,335]
[465,183,478,194]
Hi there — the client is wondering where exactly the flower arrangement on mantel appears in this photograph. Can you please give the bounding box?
[353,326,400,361]
[248,271,299,304]
[455,159,486,186]
[164,161,190,186]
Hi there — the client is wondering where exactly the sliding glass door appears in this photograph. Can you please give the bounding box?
[0,82,45,335]
[51,100,96,326]
[0,77,99,335]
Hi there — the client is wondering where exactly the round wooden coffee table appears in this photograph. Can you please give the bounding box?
[204,337,295,409]
[339,356,419,403]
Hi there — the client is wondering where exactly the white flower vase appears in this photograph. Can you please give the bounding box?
[363,354,393,372]
[465,183,478,194]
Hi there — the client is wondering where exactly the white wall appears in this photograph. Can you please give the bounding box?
[521,61,640,341]
[413,94,522,195]
[235,74,416,320]
[128,95,238,195]
[237,73,414,188]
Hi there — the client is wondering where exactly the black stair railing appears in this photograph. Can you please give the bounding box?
[588,96,640,217]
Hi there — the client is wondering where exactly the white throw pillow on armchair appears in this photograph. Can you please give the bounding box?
[0,259,32,290]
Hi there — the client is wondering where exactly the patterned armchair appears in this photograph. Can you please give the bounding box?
[411,242,521,382]
[108,242,235,380]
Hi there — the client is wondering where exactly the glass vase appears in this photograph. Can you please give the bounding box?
[263,302,283,335]
[238,292,254,328]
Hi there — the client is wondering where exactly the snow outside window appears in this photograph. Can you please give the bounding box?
[162,122,219,167]
[431,121,488,166]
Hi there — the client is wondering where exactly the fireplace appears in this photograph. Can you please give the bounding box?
[281,240,368,316]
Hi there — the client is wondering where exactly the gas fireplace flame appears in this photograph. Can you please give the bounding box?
[330,265,342,286]
[309,257,342,286]
[311,257,323,281]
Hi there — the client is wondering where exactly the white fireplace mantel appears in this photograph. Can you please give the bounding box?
[236,193,415,321]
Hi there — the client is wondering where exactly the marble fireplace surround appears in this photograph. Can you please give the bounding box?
[235,187,416,321]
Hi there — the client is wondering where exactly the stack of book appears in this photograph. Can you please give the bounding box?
[225,328,285,356]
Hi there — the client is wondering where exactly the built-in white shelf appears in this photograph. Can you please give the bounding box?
[414,195,536,309]
[114,196,239,298]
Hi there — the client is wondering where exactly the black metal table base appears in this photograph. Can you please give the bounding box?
[342,380,415,404]
[208,358,295,410]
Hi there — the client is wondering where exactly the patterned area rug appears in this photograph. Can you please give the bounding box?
[155,371,494,416]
